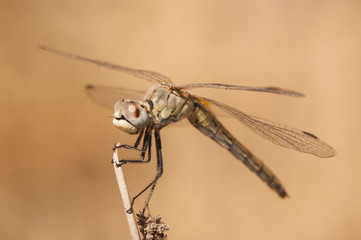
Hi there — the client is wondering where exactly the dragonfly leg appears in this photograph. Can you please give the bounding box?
[126,129,164,214]
[132,128,145,149]
[113,128,144,151]
[141,182,157,215]
[113,127,152,167]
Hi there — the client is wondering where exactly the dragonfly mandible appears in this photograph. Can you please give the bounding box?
[40,46,336,213]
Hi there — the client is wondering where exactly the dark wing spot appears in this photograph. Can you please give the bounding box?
[265,87,280,91]
[303,131,318,139]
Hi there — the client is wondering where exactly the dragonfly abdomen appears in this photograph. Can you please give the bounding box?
[188,102,288,198]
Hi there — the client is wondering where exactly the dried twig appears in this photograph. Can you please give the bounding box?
[113,143,170,240]
[113,144,141,240]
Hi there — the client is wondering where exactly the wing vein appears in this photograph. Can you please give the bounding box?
[195,96,336,158]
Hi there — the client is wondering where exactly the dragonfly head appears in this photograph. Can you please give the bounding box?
[113,99,150,134]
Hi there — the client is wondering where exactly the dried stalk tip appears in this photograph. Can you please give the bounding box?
[137,212,170,240]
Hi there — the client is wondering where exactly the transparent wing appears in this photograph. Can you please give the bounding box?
[194,95,336,158]
[179,83,305,97]
[85,84,144,110]
[39,45,174,85]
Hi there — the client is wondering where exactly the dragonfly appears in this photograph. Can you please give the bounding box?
[40,46,336,213]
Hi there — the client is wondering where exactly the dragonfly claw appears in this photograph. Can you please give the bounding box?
[126,206,134,214]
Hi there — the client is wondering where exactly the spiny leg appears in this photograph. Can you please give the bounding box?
[112,128,144,153]
[141,182,157,215]
[133,128,145,148]
[113,126,152,167]
[127,129,164,214]
[113,128,145,151]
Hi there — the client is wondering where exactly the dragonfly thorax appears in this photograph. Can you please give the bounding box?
[143,85,194,128]
[113,99,150,134]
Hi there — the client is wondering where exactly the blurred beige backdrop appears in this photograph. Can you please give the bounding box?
[1,1,361,239]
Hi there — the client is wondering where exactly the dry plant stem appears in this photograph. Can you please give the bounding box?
[113,145,141,240]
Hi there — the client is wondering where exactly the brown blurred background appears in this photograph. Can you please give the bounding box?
[1,1,360,239]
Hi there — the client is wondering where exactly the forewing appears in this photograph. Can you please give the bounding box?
[179,83,305,97]
[194,96,336,158]
[40,45,174,85]
[86,84,144,110]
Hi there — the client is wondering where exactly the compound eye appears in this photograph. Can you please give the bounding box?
[114,99,123,113]
[121,101,150,128]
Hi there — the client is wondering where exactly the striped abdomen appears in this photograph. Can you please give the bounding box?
[188,102,287,198]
